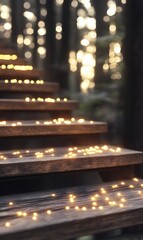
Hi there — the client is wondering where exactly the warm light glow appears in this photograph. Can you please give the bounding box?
[2,79,44,84]
[5,222,11,227]
[25,97,68,103]
[107,1,116,16]
[0,54,17,60]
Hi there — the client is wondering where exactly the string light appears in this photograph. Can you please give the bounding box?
[0,64,33,71]
[0,145,123,162]
[1,178,142,230]
[25,97,68,102]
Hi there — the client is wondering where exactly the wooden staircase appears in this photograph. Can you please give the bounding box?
[0,47,143,240]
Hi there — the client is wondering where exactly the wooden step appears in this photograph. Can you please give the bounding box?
[0,99,78,120]
[0,179,143,239]
[0,54,26,65]
[0,80,59,98]
[0,68,45,79]
[0,99,78,111]
[0,146,142,178]
[0,120,107,150]
[0,80,59,93]
[0,120,107,137]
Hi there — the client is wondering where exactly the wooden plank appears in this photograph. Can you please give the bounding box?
[0,179,143,239]
[0,69,45,79]
[0,146,142,177]
[0,99,78,111]
[0,120,107,137]
[0,81,59,93]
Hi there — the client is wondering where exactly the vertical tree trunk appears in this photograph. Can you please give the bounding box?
[45,0,55,77]
[11,0,24,45]
[93,0,108,86]
[124,0,143,151]
[32,0,40,67]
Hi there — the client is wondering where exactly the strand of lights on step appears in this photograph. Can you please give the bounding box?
[0,145,121,161]
[3,178,143,228]
[0,118,94,127]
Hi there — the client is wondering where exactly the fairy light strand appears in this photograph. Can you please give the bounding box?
[1,178,143,229]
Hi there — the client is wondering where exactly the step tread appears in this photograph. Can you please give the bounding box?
[0,179,143,239]
[0,81,59,93]
[0,120,107,137]
[0,68,45,79]
[0,146,142,177]
[0,99,78,111]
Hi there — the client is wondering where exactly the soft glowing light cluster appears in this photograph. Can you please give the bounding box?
[55,22,62,40]
[107,0,117,17]
[25,97,68,102]
[69,51,77,72]
[0,54,17,60]
[103,41,122,80]
[69,0,96,93]
[0,64,33,71]
[37,19,46,58]
[16,2,34,60]
[103,0,125,80]
[2,178,143,228]
[0,4,11,39]
[3,79,44,84]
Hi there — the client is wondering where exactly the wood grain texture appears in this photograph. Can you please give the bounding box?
[0,121,107,137]
[0,179,143,239]
[0,99,78,111]
[0,82,59,93]
[0,146,142,177]
[0,69,45,79]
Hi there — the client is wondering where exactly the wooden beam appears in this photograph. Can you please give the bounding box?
[0,146,142,177]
